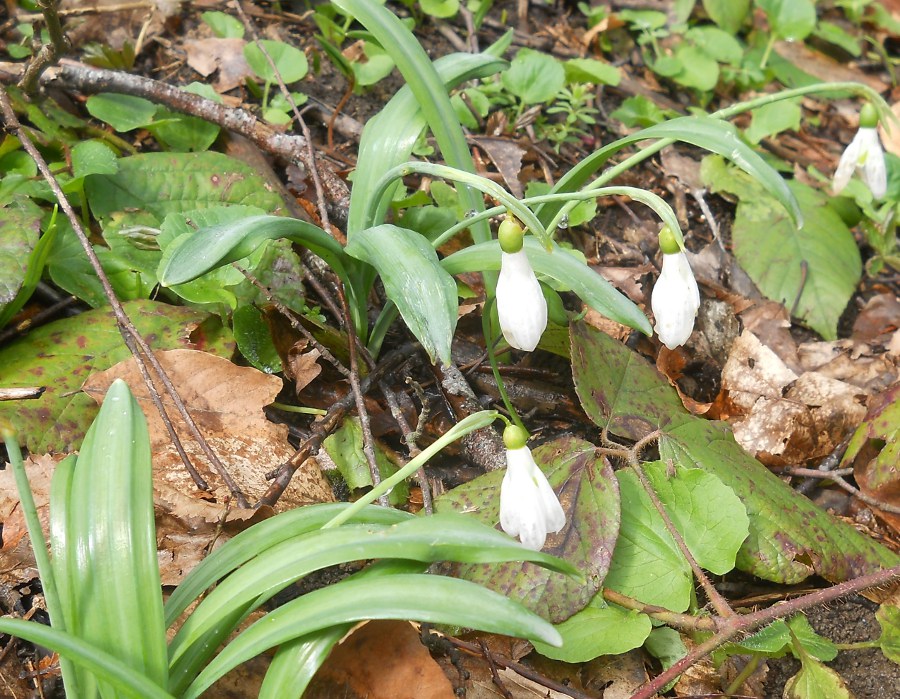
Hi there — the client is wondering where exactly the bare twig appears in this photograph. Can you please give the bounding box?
[19,0,70,95]
[0,60,352,227]
[380,379,434,514]
[258,343,417,508]
[0,88,249,506]
[630,562,900,699]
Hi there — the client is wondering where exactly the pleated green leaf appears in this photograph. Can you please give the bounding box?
[60,379,168,692]
[183,573,563,699]
[164,503,412,627]
[348,52,507,235]
[334,0,491,245]
[442,237,652,335]
[157,213,348,288]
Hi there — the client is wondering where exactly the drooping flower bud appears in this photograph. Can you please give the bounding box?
[651,227,700,350]
[496,218,548,352]
[833,102,887,200]
[499,424,565,550]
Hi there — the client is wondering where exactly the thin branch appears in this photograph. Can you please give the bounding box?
[630,562,900,699]
[602,588,717,633]
[380,379,434,514]
[0,60,351,227]
[19,0,71,95]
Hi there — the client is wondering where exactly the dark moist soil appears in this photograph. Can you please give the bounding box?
[764,596,900,698]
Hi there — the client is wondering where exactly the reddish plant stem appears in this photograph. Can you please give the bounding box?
[630,562,900,699]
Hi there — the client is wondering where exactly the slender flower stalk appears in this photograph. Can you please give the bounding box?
[495,217,548,352]
[651,227,701,350]
[499,425,566,550]
[833,102,887,200]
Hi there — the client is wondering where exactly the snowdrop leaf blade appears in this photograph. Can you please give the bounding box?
[346,224,458,364]
[436,435,621,623]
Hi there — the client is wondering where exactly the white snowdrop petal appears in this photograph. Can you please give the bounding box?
[651,251,700,350]
[833,127,887,199]
[499,446,566,550]
[496,250,548,352]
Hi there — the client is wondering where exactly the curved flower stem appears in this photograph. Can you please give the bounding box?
[322,409,499,529]
[431,186,680,249]
[368,161,549,248]
[544,82,894,234]
[481,298,525,431]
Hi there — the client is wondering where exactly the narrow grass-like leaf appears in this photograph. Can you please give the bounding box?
[442,237,652,334]
[536,115,800,229]
[169,514,576,689]
[0,619,174,699]
[164,503,412,627]
[334,0,491,245]
[345,224,458,363]
[183,574,563,699]
[64,379,168,691]
[348,52,507,235]
[259,626,351,699]
[259,560,424,699]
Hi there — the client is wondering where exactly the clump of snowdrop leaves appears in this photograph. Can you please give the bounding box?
[499,424,566,550]
[496,217,548,352]
[651,226,701,350]
[833,102,887,200]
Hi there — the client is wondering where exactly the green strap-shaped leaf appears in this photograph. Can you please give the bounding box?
[63,380,169,692]
[157,214,347,288]
[348,52,507,235]
[442,237,653,335]
[346,224,459,363]
[536,115,801,229]
[333,0,492,245]
[164,503,412,627]
[0,619,175,699]
[182,573,563,699]
[168,514,576,691]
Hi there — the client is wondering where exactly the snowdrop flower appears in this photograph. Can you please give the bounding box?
[496,217,548,352]
[651,227,701,350]
[833,102,887,200]
[499,425,566,550]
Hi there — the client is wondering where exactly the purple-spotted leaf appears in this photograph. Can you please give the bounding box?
[0,299,233,452]
[570,321,899,584]
[435,435,620,623]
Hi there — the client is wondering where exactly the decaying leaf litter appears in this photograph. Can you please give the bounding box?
[0,0,899,697]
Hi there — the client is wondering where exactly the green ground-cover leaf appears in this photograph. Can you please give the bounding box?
[85,151,284,223]
[604,468,692,611]
[502,48,566,104]
[436,435,621,623]
[876,604,900,664]
[643,461,749,575]
[0,299,233,452]
[841,383,900,490]
[322,416,409,505]
[0,200,42,318]
[702,156,861,339]
[570,321,900,585]
[703,0,750,34]
[531,595,652,662]
[784,655,852,699]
